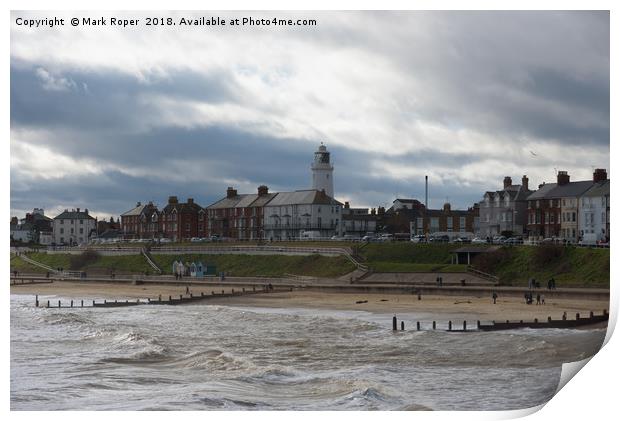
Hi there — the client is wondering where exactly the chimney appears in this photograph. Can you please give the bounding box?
[168,196,178,204]
[425,175,428,209]
[187,198,194,204]
[226,187,237,198]
[137,201,141,207]
[371,208,376,215]
[378,206,385,216]
[522,175,529,191]
[11,216,18,225]
[85,209,88,215]
[503,176,512,189]
[344,201,350,209]
[593,168,608,183]
[539,183,545,189]
[258,185,269,196]
[77,207,80,213]
[443,203,451,212]
[557,171,570,186]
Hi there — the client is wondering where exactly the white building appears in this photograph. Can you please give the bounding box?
[52,208,97,246]
[311,143,334,198]
[263,190,343,240]
[579,179,610,243]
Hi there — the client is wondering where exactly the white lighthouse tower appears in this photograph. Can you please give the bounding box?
[311,143,334,198]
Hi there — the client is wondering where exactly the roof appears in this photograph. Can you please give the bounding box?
[234,194,260,208]
[394,198,423,204]
[121,203,147,216]
[162,201,203,213]
[527,180,595,200]
[582,180,610,198]
[484,184,532,201]
[207,195,248,209]
[54,210,95,220]
[249,193,278,207]
[266,190,342,207]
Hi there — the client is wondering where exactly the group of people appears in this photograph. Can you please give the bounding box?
[528,277,558,290]
[435,276,444,287]
[524,291,545,305]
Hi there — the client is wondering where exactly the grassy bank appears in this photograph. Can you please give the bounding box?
[471,245,609,288]
[152,254,356,278]
[10,252,152,274]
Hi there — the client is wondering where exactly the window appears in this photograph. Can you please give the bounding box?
[459,217,466,232]
[572,212,576,222]
[536,200,540,208]
[60,220,64,224]
[430,217,439,232]
[80,220,84,225]
[60,228,64,234]
[416,217,423,229]
[447,217,453,231]
[79,228,83,234]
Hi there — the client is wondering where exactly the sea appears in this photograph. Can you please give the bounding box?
[10,293,607,411]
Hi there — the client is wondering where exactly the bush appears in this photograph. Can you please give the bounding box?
[69,249,100,270]
[532,245,566,268]
[471,248,512,274]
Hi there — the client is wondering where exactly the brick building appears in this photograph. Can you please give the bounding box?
[159,196,206,242]
[120,201,159,239]
[526,170,603,241]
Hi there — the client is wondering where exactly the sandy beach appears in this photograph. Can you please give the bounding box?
[10,280,609,322]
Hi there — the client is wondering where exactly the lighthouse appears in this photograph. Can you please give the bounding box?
[311,143,334,197]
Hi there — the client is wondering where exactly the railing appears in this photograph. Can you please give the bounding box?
[141,248,162,274]
[263,224,337,230]
[466,266,499,284]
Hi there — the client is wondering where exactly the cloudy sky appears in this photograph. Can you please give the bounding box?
[10,11,609,219]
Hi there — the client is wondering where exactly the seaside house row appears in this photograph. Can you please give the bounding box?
[120,197,206,242]
[525,169,609,243]
[378,199,479,238]
[206,186,344,240]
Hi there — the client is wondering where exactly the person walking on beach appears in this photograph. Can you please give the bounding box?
[541,294,545,305]
[536,293,541,305]
[492,291,498,304]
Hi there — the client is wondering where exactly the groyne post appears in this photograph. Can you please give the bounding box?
[47,300,50,308]
[169,295,172,301]
[433,321,436,330]
[392,316,397,331]
[35,295,39,307]
[534,318,538,323]
[70,300,73,308]
[576,313,580,320]
[81,300,83,308]
[548,317,552,322]
[448,321,452,331]
[463,320,466,330]
[590,311,594,318]
[159,295,162,302]
[58,300,61,308]
[416,321,420,331]
[477,320,480,329]
[401,321,405,331]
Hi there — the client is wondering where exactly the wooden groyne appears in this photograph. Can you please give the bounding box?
[34,285,286,309]
[391,310,608,332]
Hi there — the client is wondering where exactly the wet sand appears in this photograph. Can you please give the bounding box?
[10,280,609,321]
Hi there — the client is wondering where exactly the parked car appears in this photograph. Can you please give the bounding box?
[190,237,204,243]
[361,235,376,242]
[410,235,426,243]
[452,237,471,244]
[504,237,523,245]
[429,235,450,243]
[159,238,171,244]
[471,237,486,244]
[492,235,507,244]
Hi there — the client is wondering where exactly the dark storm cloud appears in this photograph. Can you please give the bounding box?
[10,11,610,218]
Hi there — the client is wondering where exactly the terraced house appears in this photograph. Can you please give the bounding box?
[478,176,532,238]
[120,201,159,239]
[526,170,606,242]
[206,186,276,240]
[159,196,206,242]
